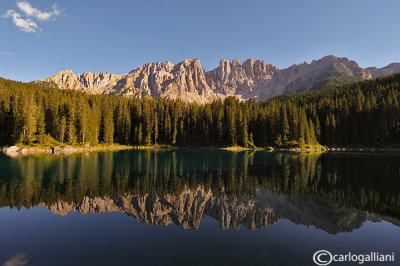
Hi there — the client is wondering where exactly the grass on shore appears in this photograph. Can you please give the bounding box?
[14,138,325,152]
[11,135,133,151]
[9,135,400,154]
[135,144,175,150]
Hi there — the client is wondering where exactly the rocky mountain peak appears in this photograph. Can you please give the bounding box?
[367,62,400,79]
[113,58,216,103]
[133,60,175,74]
[206,58,279,98]
[232,58,240,68]
[41,56,400,103]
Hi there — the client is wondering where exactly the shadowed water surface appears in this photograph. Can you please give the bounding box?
[0,150,399,265]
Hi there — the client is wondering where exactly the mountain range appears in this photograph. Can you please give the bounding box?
[40,55,400,103]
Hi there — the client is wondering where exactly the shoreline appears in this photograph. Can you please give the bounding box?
[2,144,400,157]
[1,144,134,157]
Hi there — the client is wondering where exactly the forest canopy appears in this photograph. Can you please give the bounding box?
[0,73,399,147]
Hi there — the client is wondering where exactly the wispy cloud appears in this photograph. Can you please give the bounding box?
[16,1,60,21]
[2,1,62,33]
[3,9,38,33]
[0,51,13,56]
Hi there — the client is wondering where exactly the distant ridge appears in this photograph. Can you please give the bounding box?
[40,55,400,103]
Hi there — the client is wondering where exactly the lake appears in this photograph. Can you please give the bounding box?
[0,150,399,266]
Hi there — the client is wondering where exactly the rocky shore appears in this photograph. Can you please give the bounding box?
[2,145,133,157]
[2,144,397,157]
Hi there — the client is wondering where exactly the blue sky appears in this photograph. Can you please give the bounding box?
[1,0,400,82]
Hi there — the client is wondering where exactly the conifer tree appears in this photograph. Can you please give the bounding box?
[281,105,290,138]
[101,104,114,144]
[154,113,158,144]
[60,116,67,143]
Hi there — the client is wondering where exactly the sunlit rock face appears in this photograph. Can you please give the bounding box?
[42,187,398,234]
[43,59,216,104]
[42,56,400,103]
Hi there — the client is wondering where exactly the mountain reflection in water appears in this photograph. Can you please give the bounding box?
[0,150,399,234]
